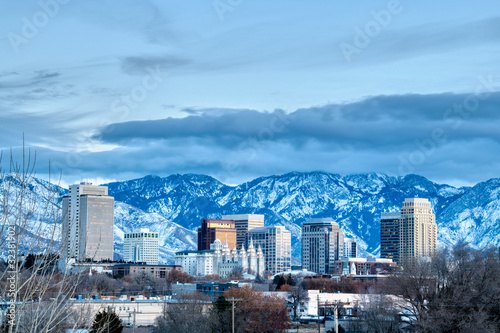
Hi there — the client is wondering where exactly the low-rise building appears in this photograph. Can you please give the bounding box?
[334,257,396,276]
[196,281,240,297]
[112,263,182,279]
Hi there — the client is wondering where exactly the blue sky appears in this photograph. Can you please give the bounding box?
[0,0,499,187]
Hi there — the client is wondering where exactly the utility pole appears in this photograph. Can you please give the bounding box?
[317,295,321,333]
[232,299,235,333]
[107,305,110,333]
[133,308,136,333]
[227,298,242,333]
[334,302,338,333]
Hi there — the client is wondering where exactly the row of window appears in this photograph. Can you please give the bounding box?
[124,233,159,238]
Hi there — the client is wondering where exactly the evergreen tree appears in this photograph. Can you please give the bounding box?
[285,274,296,286]
[212,296,232,333]
[214,295,231,313]
[91,308,123,333]
[276,275,287,290]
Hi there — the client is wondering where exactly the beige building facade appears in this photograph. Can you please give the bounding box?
[399,198,437,265]
[62,182,114,261]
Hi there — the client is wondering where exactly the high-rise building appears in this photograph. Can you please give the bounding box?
[62,182,114,261]
[301,218,344,275]
[380,212,400,262]
[399,198,437,265]
[343,237,357,259]
[246,226,291,275]
[197,219,237,251]
[222,214,264,249]
[123,228,159,265]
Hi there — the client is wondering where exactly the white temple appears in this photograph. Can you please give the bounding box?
[212,238,266,278]
[175,238,266,278]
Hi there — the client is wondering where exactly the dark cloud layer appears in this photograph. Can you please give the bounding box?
[49,91,496,186]
[3,91,500,187]
[96,92,500,151]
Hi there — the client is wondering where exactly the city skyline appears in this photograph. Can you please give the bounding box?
[1,1,499,188]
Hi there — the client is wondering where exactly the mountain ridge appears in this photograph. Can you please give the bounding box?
[2,171,499,264]
[104,171,497,262]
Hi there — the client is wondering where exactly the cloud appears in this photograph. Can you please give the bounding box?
[33,70,61,80]
[120,55,190,75]
[339,16,500,64]
[41,91,492,186]
[95,92,500,151]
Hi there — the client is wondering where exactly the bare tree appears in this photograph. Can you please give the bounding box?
[358,292,399,333]
[287,285,309,321]
[224,285,291,333]
[154,292,212,333]
[229,266,244,280]
[385,242,500,333]
[0,144,89,332]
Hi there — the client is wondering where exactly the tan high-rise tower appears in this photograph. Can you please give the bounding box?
[62,182,114,262]
[399,198,437,265]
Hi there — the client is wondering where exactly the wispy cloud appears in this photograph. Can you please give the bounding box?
[340,16,500,64]
[120,55,190,76]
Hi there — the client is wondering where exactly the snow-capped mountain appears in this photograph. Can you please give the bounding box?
[0,175,66,257]
[105,172,500,261]
[113,201,197,262]
[3,172,500,264]
[0,175,197,263]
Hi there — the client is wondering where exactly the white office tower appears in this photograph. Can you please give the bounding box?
[62,182,114,261]
[399,198,437,265]
[222,214,264,249]
[123,228,159,265]
[301,218,344,275]
[246,226,291,275]
[343,237,357,259]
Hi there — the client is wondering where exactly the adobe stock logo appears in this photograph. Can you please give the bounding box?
[339,0,403,63]
[213,0,243,21]
[7,0,71,53]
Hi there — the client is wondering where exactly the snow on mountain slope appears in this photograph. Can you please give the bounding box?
[3,172,499,264]
[104,171,496,261]
[113,201,197,262]
[0,175,197,263]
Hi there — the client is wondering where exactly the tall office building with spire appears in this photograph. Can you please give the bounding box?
[62,182,114,261]
[399,198,437,265]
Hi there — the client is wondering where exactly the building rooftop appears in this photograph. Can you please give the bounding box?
[381,212,401,219]
[247,225,289,233]
[302,217,340,225]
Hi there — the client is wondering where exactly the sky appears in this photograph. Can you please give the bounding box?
[0,0,499,188]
